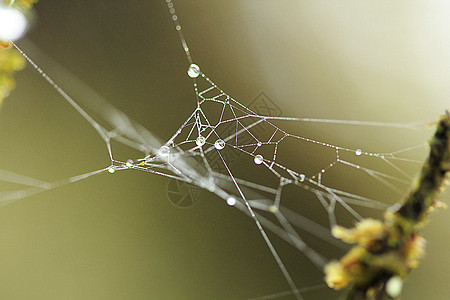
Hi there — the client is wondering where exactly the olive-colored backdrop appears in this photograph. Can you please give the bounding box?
[0,1,448,299]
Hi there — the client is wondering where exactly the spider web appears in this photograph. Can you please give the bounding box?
[0,1,442,299]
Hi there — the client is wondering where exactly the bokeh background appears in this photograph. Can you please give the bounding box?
[0,1,448,299]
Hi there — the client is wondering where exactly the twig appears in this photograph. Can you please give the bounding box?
[324,111,449,300]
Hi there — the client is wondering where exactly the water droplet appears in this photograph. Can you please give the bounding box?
[299,174,305,182]
[126,159,133,167]
[0,7,28,41]
[355,149,362,156]
[254,154,264,165]
[175,25,181,31]
[196,136,206,147]
[226,197,236,206]
[386,276,403,298]
[108,167,115,174]
[187,64,200,78]
[159,146,170,156]
[214,139,225,150]
[257,142,262,147]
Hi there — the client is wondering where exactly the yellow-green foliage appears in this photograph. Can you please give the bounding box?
[6,0,39,10]
[0,0,38,104]
[324,112,449,300]
[0,43,26,104]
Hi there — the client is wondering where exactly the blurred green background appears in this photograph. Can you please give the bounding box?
[0,1,448,299]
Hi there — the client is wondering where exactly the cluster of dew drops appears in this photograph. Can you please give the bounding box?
[108,62,365,208]
[188,64,265,165]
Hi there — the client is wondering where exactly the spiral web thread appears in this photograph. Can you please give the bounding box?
[0,1,430,299]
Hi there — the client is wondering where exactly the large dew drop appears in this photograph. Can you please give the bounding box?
[214,139,225,150]
[226,197,236,206]
[254,154,264,165]
[355,149,362,156]
[0,6,28,41]
[196,136,206,147]
[386,276,403,298]
[187,64,200,78]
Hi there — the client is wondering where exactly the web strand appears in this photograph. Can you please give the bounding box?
[165,0,193,64]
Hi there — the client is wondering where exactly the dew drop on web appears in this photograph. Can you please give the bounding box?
[254,154,264,165]
[196,135,206,147]
[214,139,225,150]
[187,64,200,78]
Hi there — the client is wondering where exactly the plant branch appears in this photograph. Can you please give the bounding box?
[324,111,449,300]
